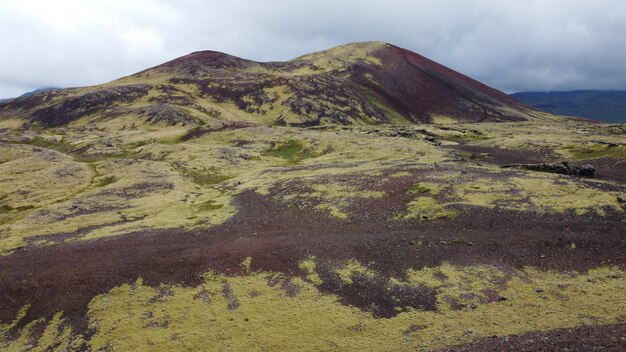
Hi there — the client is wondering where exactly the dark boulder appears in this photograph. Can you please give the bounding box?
[572,164,595,177]
[501,162,595,177]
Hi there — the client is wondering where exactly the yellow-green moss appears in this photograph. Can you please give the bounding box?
[95,175,118,187]
[282,183,385,219]
[562,143,626,160]
[335,259,376,285]
[0,156,236,254]
[404,197,456,221]
[299,257,323,285]
[0,311,80,352]
[314,203,348,219]
[452,177,526,210]
[424,172,623,215]
[0,125,449,254]
[4,264,624,351]
[0,304,29,333]
[511,176,622,215]
[1,122,624,256]
[293,41,386,69]
[195,200,224,211]
[389,171,411,178]
[262,139,319,164]
[240,257,252,273]
[429,114,458,124]
[408,182,443,195]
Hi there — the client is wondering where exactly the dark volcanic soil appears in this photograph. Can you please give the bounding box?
[1,181,625,335]
[440,323,626,351]
[451,144,560,165]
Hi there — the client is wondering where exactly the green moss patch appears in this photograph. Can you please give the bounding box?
[172,163,232,186]
[263,139,319,164]
[189,171,232,186]
[95,175,118,188]
[408,184,431,194]
[562,143,626,160]
[404,197,456,221]
[196,200,224,211]
[408,182,443,195]
[0,205,12,215]
[27,136,73,152]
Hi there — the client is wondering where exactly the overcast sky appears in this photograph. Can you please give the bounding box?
[1,0,625,98]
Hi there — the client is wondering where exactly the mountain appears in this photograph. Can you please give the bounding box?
[2,42,625,351]
[0,42,544,129]
[511,90,626,123]
[0,87,59,104]
[17,87,59,98]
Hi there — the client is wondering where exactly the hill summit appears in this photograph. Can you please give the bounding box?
[0,42,541,129]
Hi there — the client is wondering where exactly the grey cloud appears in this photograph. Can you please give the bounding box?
[1,0,625,98]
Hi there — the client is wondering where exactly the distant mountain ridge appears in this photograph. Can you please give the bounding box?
[0,42,546,129]
[511,90,626,123]
[0,87,59,104]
